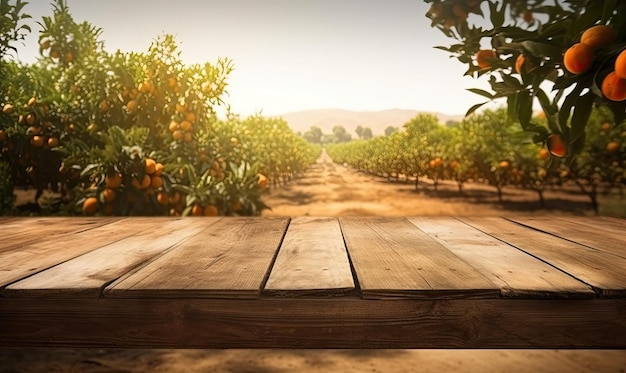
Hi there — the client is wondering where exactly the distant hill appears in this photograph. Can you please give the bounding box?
[272,108,464,136]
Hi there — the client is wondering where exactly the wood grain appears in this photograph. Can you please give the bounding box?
[0,217,117,254]
[3,218,210,297]
[461,217,626,297]
[340,217,498,299]
[1,297,624,348]
[264,217,355,296]
[0,218,161,288]
[105,217,289,298]
[509,216,626,258]
[408,217,594,298]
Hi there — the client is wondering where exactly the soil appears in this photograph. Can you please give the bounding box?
[2,150,625,372]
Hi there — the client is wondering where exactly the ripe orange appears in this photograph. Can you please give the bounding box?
[580,25,616,49]
[601,71,626,101]
[475,49,497,69]
[167,77,178,88]
[30,135,45,147]
[102,188,116,202]
[126,99,137,112]
[172,130,183,141]
[607,141,620,153]
[26,126,41,135]
[563,43,594,74]
[105,173,123,189]
[547,134,568,158]
[180,120,193,131]
[157,191,169,205]
[2,103,13,114]
[138,81,153,94]
[183,132,193,142]
[169,120,180,132]
[132,174,151,190]
[150,175,163,189]
[184,112,196,124]
[204,205,219,216]
[169,192,181,204]
[614,49,626,79]
[601,122,612,132]
[538,148,550,160]
[154,162,164,176]
[0,129,7,141]
[145,158,157,174]
[27,97,37,106]
[191,204,204,216]
[25,113,36,126]
[82,197,99,215]
[99,100,110,112]
[47,137,60,148]
[499,160,510,169]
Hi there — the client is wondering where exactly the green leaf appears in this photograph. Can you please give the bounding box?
[467,88,495,99]
[465,101,488,117]
[517,90,533,130]
[570,91,595,144]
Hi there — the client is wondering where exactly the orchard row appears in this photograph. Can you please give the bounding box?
[327,109,624,213]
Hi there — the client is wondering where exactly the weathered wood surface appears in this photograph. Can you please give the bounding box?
[1,216,625,348]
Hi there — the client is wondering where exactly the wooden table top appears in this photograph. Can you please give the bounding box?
[1,216,624,348]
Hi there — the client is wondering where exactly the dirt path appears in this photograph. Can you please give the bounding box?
[2,151,625,372]
[262,149,595,217]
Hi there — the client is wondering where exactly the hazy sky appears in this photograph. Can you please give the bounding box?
[16,0,495,117]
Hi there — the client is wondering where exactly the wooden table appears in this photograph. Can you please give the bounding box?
[0,216,624,348]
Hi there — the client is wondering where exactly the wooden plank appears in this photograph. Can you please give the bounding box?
[0,218,166,288]
[105,217,290,299]
[3,218,212,297]
[461,217,626,297]
[509,216,626,258]
[264,217,354,296]
[339,217,498,299]
[0,217,118,253]
[1,297,624,348]
[408,217,594,298]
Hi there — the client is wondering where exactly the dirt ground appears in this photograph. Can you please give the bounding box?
[2,150,625,372]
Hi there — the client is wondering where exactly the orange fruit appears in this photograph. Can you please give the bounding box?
[183,132,193,142]
[475,50,497,69]
[27,97,37,106]
[204,205,219,216]
[126,99,137,112]
[169,121,180,132]
[154,162,164,176]
[169,192,181,204]
[601,122,612,132]
[157,191,169,205]
[172,130,183,141]
[99,100,110,112]
[105,173,123,189]
[601,71,626,101]
[47,137,60,148]
[132,174,151,190]
[184,112,196,124]
[563,43,594,74]
[607,141,620,153]
[82,197,99,215]
[150,175,163,189]
[138,81,153,94]
[191,204,204,216]
[30,135,45,147]
[499,160,510,169]
[0,129,7,141]
[614,49,626,79]
[180,120,193,131]
[523,10,534,23]
[102,188,116,202]
[25,113,36,126]
[580,25,616,49]
[547,134,568,158]
[538,148,550,160]
[167,76,177,88]
[2,103,13,114]
[145,158,157,174]
[26,126,41,135]
[231,200,242,211]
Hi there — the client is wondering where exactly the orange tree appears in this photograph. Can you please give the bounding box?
[0,0,317,216]
[425,0,626,157]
